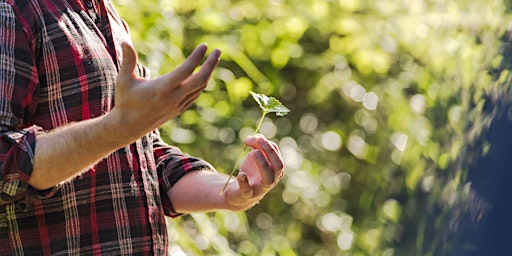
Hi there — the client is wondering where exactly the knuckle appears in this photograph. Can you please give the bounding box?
[254,134,265,139]
[197,72,210,84]
[174,65,193,79]
[255,136,267,146]
[275,161,284,170]
[254,150,266,162]
[179,62,194,72]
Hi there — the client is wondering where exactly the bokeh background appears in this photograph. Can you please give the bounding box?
[115,0,512,255]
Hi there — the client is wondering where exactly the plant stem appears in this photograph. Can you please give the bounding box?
[221,111,268,194]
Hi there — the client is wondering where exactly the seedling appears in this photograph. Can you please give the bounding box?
[221,91,290,194]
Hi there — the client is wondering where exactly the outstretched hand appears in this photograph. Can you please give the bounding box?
[111,42,221,141]
[224,134,285,211]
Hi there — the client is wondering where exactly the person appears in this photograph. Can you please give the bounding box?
[0,0,285,254]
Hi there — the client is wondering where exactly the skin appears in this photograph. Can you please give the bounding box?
[169,134,284,212]
[27,42,284,212]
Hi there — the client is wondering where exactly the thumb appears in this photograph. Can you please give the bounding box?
[237,173,253,196]
[118,42,138,83]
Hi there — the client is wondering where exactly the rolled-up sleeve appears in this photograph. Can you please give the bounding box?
[0,126,58,205]
[151,131,215,217]
[0,3,54,205]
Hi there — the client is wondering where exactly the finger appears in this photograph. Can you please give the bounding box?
[195,48,221,81]
[237,172,253,196]
[162,44,208,89]
[245,135,284,173]
[170,49,220,109]
[269,140,281,155]
[177,48,221,94]
[268,140,284,180]
[118,42,138,84]
[249,149,275,187]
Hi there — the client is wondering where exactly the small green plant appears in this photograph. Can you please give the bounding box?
[221,91,290,194]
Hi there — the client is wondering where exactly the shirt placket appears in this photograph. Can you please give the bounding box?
[82,0,119,67]
[80,1,164,253]
[83,0,101,23]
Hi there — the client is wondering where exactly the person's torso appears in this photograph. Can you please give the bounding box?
[0,0,166,254]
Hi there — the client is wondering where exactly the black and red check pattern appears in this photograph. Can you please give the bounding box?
[0,0,212,254]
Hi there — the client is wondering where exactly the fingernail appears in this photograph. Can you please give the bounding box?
[212,49,221,59]
[197,44,207,54]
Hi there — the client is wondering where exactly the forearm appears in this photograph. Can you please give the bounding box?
[29,112,130,190]
[168,170,252,213]
[167,170,229,212]
[27,42,220,191]
[168,135,285,214]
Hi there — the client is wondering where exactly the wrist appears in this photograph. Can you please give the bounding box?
[223,179,260,212]
[103,108,146,145]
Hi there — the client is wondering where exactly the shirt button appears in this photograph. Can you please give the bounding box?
[85,1,93,8]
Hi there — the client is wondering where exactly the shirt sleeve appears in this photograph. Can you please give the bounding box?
[0,3,56,207]
[0,126,59,207]
[151,131,216,217]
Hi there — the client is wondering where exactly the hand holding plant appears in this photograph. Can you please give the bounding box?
[221,91,290,194]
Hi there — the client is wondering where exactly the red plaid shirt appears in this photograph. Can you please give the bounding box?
[0,0,212,255]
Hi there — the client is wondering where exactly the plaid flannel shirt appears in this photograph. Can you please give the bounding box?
[0,0,212,254]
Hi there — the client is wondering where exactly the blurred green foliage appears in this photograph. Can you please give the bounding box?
[115,0,512,255]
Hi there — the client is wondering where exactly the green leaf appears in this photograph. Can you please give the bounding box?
[250,91,290,116]
[221,91,290,194]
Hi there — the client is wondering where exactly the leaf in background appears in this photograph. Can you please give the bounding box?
[250,91,290,116]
